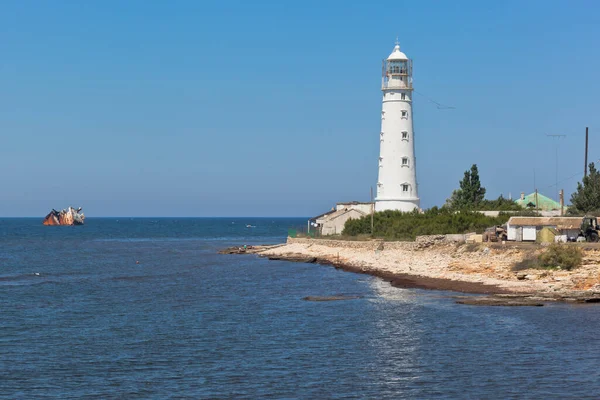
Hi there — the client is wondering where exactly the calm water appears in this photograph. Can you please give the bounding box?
[1,218,600,399]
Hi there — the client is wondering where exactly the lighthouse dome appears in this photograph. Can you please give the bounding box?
[387,44,408,61]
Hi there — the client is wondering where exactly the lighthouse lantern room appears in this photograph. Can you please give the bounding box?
[375,41,420,212]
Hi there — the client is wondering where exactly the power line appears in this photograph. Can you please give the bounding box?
[543,170,581,190]
[413,90,456,110]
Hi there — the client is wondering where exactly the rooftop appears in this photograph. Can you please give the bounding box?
[515,192,561,211]
[507,216,581,230]
[387,43,408,61]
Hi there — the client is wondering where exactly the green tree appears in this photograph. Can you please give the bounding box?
[446,164,486,209]
[479,194,523,211]
[569,163,600,215]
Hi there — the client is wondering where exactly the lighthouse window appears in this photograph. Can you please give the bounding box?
[402,131,408,140]
[401,110,408,118]
[402,157,409,166]
[401,93,406,100]
[402,184,409,192]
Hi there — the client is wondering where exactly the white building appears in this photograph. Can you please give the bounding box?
[506,217,581,242]
[309,202,372,236]
[335,201,373,215]
[375,41,420,212]
[315,208,367,236]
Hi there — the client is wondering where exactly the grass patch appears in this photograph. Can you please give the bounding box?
[512,244,583,271]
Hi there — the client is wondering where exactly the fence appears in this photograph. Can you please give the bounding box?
[288,226,322,239]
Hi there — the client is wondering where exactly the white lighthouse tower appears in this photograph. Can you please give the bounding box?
[375,41,420,212]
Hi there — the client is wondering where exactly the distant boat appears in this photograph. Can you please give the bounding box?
[246,224,256,228]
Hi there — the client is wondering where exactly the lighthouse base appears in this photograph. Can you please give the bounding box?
[375,198,420,213]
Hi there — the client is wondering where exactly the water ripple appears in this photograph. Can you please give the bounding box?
[1,218,600,398]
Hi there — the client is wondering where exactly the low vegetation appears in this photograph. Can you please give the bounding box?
[342,208,510,241]
[512,244,583,271]
[538,244,583,271]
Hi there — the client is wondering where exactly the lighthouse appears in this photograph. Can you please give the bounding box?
[375,41,420,212]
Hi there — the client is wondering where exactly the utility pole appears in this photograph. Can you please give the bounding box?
[370,186,374,235]
[560,189,564,216]
[546,134,567,201]
[585,127,589,177]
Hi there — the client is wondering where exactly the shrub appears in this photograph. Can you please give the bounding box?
[512,256,540,271]
[538,244,582,271]
[342,208,510,240]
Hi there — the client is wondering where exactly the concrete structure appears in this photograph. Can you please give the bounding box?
[310,201,373,236]
[335,201,373,215]
[375,41,419,212]
[318,208,367,236]
[506,217,581,242]
[480,210,563,217]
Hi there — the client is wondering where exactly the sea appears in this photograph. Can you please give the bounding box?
[1,217,600,399]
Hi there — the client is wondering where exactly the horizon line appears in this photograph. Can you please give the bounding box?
[0,216,311,219]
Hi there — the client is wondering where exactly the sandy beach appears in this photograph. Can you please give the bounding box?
[232,237,600,304]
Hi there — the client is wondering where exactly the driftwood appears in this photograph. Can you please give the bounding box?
[43,207,85,226]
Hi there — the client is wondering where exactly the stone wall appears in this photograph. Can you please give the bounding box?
[287,234,465,250]
[381,241,418,250]
[287,237,415,250]
[287,237,384,250]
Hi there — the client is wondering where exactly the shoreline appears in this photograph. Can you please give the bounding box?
[220,238,600,305]
[269,253,514,295]
[327,261,514,295]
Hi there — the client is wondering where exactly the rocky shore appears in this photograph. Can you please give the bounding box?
[221,237,600,305]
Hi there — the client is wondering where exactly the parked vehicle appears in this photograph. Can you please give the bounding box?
[579,215,600,242]
[483,225,508,242]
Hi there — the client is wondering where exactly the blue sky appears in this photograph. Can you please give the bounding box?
[1,0,599,217]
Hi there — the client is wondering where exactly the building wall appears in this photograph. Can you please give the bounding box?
[376,68,419,212]
[507,225,578,242]
[507,225,539,241]
[321,210,366,236]
[523,226,536,241]
[507,225,517,241]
